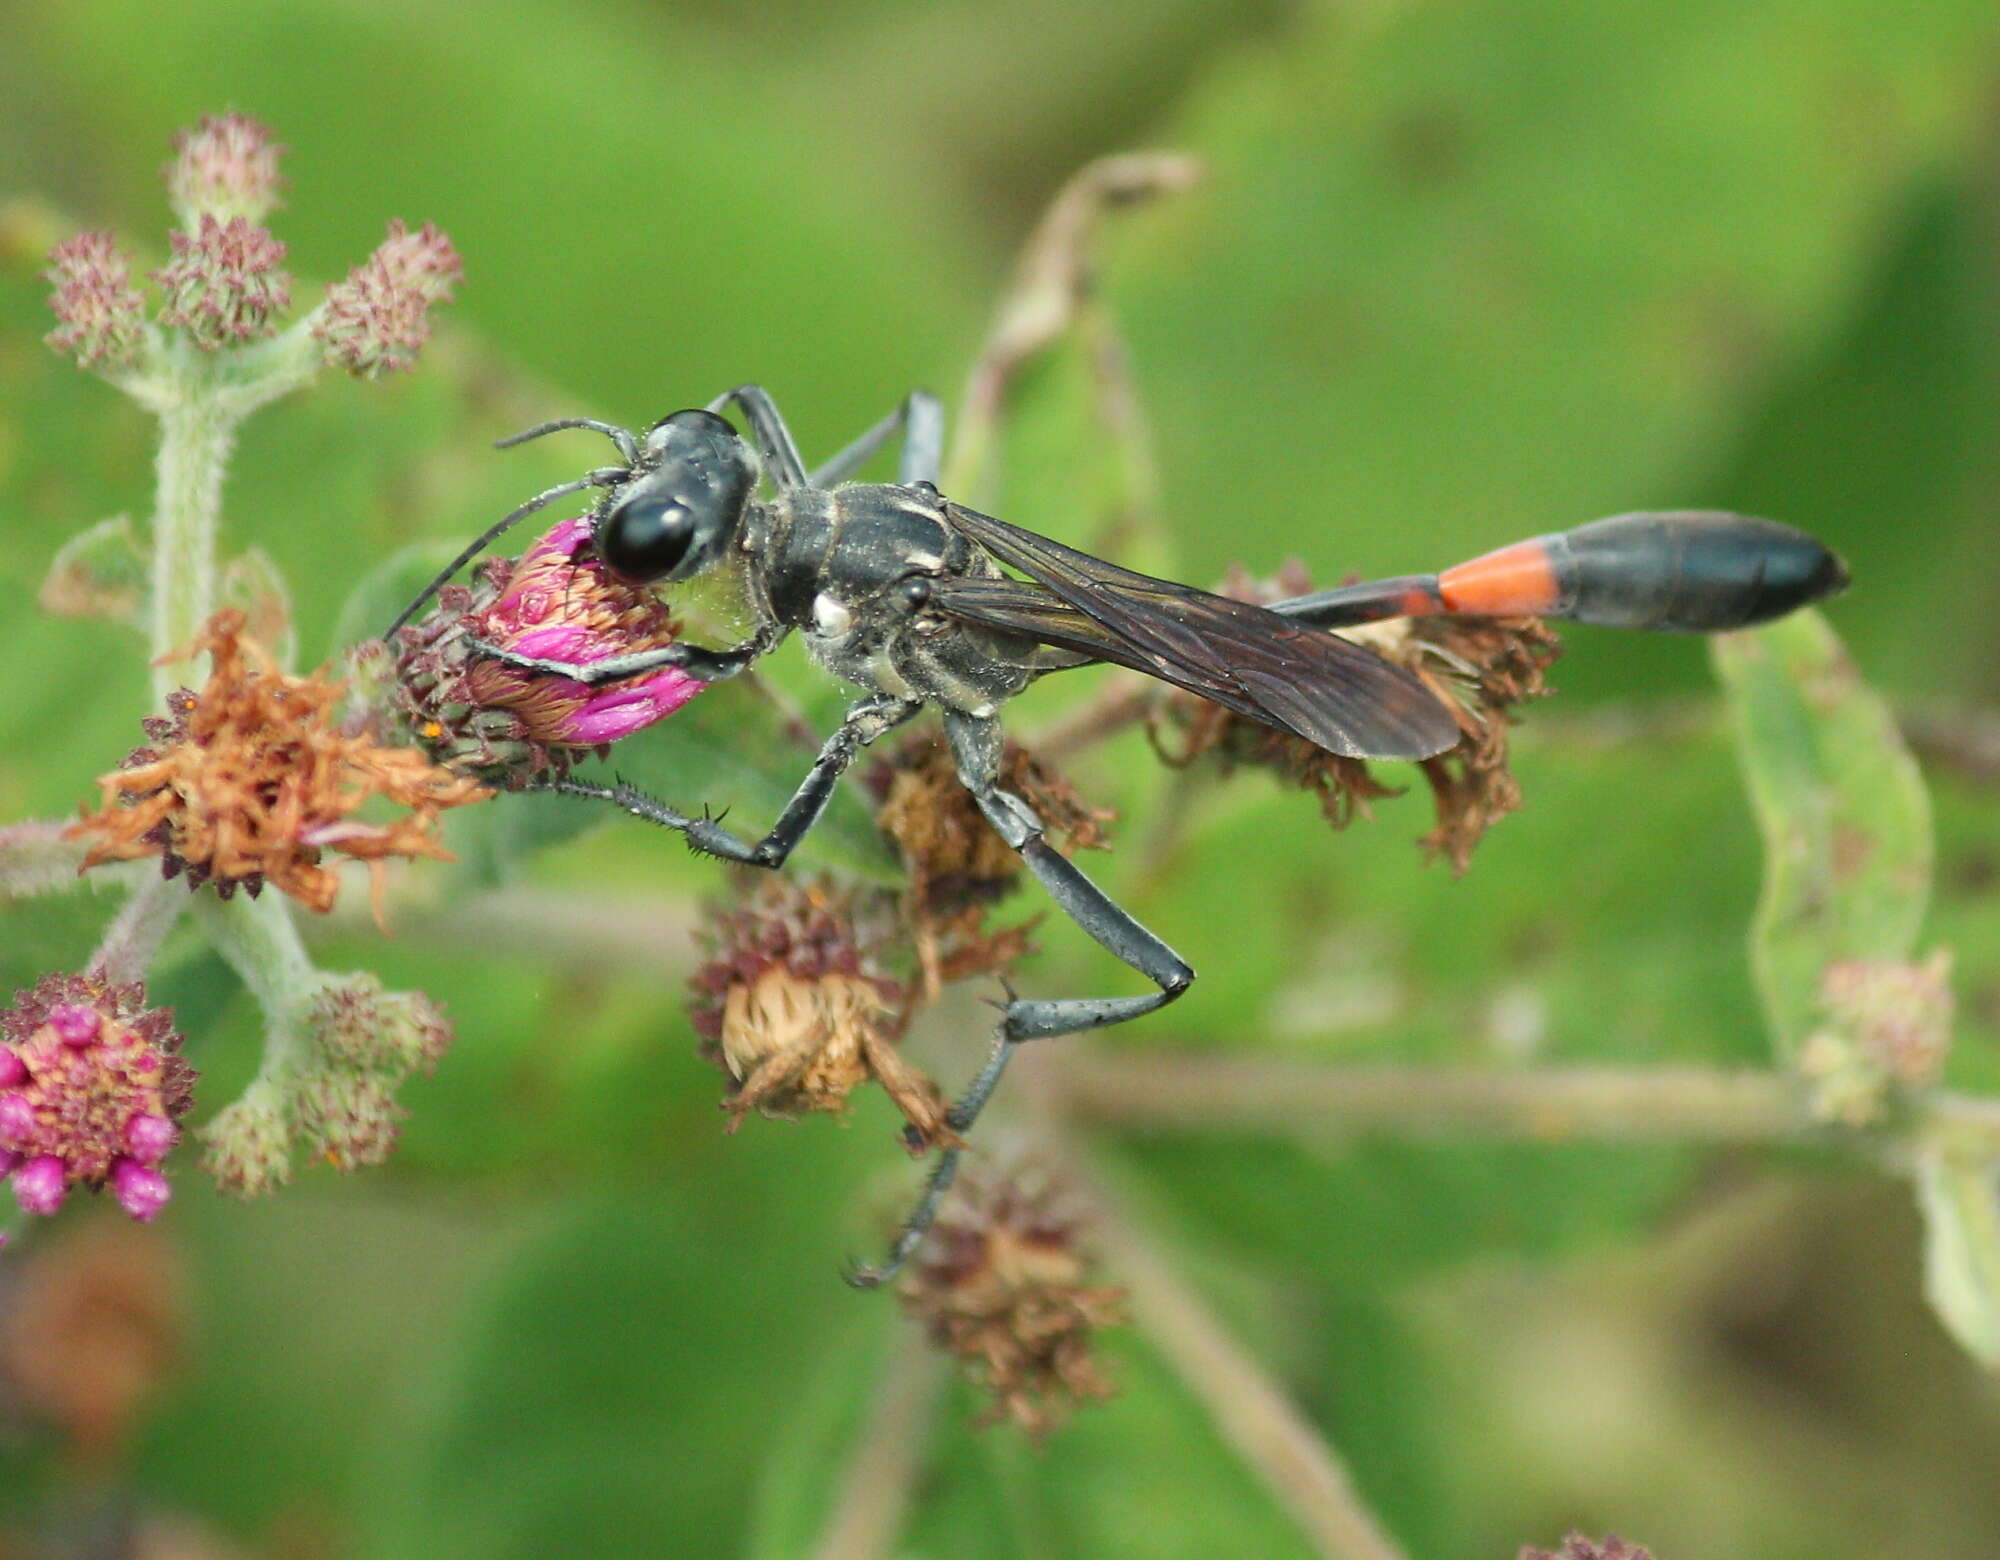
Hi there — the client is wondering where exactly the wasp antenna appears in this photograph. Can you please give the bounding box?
[495,416,640,467]
[382,470,619,640]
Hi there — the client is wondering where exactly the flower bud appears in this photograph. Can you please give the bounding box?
[152,215,291,350]
[164,113,285,227]
[44,231,146,370]
[315,219,463,378]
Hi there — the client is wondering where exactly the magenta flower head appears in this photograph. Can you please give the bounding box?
[393,515,704,782]
[44,231,147,371]
[315,219,463,378]
[164,112,285,227]
[0,972,194,1222]
[152,214,292,350]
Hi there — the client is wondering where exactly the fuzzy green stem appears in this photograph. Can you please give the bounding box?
[90,875,186,985]
[194,891,321,1090]
[149,391,240,697]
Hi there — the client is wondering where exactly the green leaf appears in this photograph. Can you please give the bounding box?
[1914,1146,2000,1370]
[1711,609,1933,1059]
[39,512,148,630]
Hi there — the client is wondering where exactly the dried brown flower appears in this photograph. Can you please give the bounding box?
[687,875,949,1144]
[1519,1535,1657,1560]
[0,1220,185,1466]
[901,1158,1124,1438]
[1152,560,1559,872]
[68,609,491,916]
[870,734,1111,997]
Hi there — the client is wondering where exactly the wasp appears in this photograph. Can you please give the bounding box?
[388,385,1848,1281]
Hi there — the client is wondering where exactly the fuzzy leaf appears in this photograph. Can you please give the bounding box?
[1915,1146,2000,1370]
[39,512,148,628]
[1711,610,1933,1059]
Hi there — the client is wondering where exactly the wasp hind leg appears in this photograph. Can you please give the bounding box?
[845,708,1193,1287]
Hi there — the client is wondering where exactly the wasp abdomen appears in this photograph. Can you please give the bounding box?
[1439,510,1849,632]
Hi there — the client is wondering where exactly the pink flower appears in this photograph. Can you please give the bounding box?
[0,973,193,1222]
[463,517,704,748]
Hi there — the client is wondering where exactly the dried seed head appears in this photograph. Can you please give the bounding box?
[1153,561,1559,872]
[394,517,703,784]
[870,734,1109,997]
[1519,1536,1657,1560]
[0,971,193,1222]
[44,231,147,370]
[152,214,291,350]
[164,113,285,227]
[67,609,491,915]
[900,1158,1124,1438]
[316,219,463,378]
[687,875,948,1142]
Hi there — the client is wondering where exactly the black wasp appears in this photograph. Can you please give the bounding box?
[386,385,1848,1282]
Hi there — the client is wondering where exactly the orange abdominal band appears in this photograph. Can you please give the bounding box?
[1437,538,1565,617]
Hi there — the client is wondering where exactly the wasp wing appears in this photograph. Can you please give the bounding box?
[936,504,1460,760]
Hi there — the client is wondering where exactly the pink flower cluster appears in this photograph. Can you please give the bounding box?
[153,214,293,350]
[165,112,285,225]
[465,516,705,746]
[0,974,193,1223]
[44,232,146,370]
[315,219,465,378]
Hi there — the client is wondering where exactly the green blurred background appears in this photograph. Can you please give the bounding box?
[3,1,2000,1556]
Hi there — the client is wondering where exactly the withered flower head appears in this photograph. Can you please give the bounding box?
[686,874,947,1143]
[394,516,704,784]
[315,218,464,378]
[1153,560,1559,873]
[869,733,1110,996]
[44,230,147,370]
[164,112,285,227]
[1519,1536,1657,1560]
[67,608,491,914]
[0,970,193,1222]
[152,214,291,350]
[900,1158,1124,1438]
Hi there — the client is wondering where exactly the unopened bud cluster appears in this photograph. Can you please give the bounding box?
[0,972,193,1222]
[1798,951,1954,1125]
[202,973,452,1195]
[44,111,459,380]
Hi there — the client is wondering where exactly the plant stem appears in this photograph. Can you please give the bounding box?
[90,875,186,985]
[809,1341,949,1560]
[1053,1053,2000,1159]
[194,892,320,1090]
[149,388,240,699]
[1069,1147,1410,1560]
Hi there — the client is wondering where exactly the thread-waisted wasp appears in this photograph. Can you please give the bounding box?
[386,384,1848,1282]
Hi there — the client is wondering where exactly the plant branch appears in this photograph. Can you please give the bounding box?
[1065,1145,1409,1560]
[808,1340,949,1560]
[89,875,186,985]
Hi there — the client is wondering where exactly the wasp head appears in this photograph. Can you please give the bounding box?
[595,408,756,585]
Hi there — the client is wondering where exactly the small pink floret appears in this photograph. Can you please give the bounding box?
[49,1003,102,1047]
[112,1158,171,1222]
[512,625,595,663]
[563,674,706,745]
[0,1049,24,1089]
[126,1112,178,1165]
[13,1155,67,1216]
[0,1092,35,1143]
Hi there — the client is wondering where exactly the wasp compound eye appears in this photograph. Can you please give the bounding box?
[599,491,697,583]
